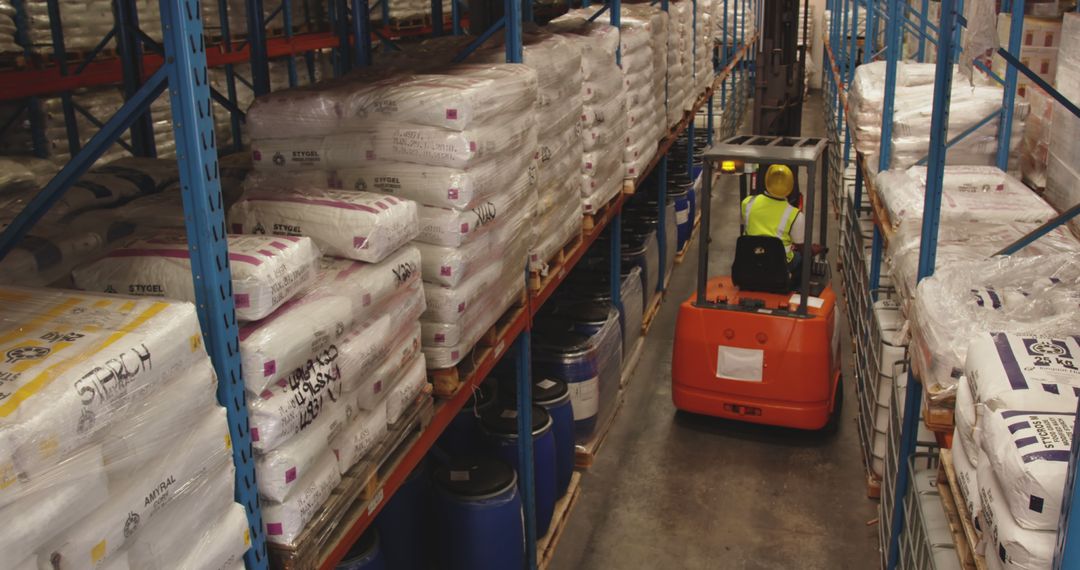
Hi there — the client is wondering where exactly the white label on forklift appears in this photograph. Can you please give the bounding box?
[789,294,824,309]
[567,377,600,419]
[716,346,765,382]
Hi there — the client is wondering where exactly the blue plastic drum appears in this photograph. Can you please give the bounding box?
[533,377,575,499]
[480,404,558,536]
[337,529,386,570]
[432,458,524,570]
[437,380,496,457]
[532,327,601,441]
[669,188,691,252]
[372,462,429,570]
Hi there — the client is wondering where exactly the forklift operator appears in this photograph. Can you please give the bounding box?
[740,164,805,277]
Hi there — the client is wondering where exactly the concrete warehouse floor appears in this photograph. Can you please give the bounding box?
[550,92,880,570]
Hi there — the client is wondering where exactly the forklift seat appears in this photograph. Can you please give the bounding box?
[731,235,792,294]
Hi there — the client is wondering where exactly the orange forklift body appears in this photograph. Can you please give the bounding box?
[671,276,841,430]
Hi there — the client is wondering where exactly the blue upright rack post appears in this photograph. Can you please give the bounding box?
[245,0,272,94]
[114,0,157,157]
[159,0,267,565]
[885,0,957,566]
[995,0,1025,170]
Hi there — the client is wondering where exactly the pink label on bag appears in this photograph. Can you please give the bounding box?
[253,150,262,161]
[458,302,465,313]
[448,188,459,200]
[285,467,297,484]
[452,350,460,360]
[264,360,276,376]
[258,249,275,258]
[460,223,469,234]
[363,293,372,307]
[446,109,458,120]
[260,389,273,400]
[374,379,383,393]
[235,293,250,308]
[469,141,477,152]
[435,333,445,343]
[266,522,283,535]
[441,265,452,276]
[251,428,260,442]
[354,236,367,249]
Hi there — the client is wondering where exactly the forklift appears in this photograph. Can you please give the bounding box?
[670,135,842,430]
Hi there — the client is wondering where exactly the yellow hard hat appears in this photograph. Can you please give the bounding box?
[764,164,794,199]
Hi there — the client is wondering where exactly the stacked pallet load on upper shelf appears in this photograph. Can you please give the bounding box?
[546,16,629,216]
[620,5,669,180]
[693,0,715,96]
[1043,12,1080,239]
[0,156,251,288]
[241,62,538,378]
[663,0,695,126]
[847,61,1027,172]
[475,33,584,276]
[0,287,250,570]
[952,330,1080,569]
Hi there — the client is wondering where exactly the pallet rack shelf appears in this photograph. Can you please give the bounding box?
[825,0,1080,562]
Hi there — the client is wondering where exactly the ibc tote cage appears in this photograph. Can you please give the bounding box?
[822,0,1080,564]
[0,0,760,566]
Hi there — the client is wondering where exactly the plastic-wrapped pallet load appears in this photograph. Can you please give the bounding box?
[847,61,1025,172]
[874,166,1057,228]
[72,233,320,322]
[475,33,584,273]
[887,220,1080,302]
[548,17,630,215]
[1019,87,1054,190]
[246,62,538,376]
[1043,13,1080,239]
[909,254,1080,399]
[620,5,668,180]
[664,1,694,126]
[694,0,715,96]
[0,286,249,569]
[951,429,983,535]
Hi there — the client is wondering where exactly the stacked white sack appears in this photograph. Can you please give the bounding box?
[621,8,668,180]
[874,166,1057,229]
[908,255,1080,399]
[244,63,538,376]
[886,219,1080,302]
[664,1,694,125]
[1044,13,1080,239]
[848,61,1026,171]
[1020,86,1054,190]
[694,0,715,96]
[474,33,584,274]
[72,233,320,322]
[0,286,249,569]
[548,16,630,215]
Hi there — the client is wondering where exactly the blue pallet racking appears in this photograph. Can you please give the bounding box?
[0,0,757,567]
[824,0,1080,564]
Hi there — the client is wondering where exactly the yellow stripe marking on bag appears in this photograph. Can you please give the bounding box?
[0,302,170,417]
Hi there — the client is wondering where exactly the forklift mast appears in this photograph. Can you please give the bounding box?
[752,0,809,137]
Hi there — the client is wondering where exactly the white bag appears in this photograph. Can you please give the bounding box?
[977,447,1057,570]
[261,452,341,546]
[229,189,418,263]
[72,234,320,322]
[330,401,388,474]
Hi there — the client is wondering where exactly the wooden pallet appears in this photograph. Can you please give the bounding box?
[867,472,882,499]
[582,191,621,232]
[640,289,664,335]
[428,295,527,398]
[537,472,583,570]
[622,178,636,195]
[0,52,27,70]
[574,389,625,469]
[619,335,646,389]
[267,395,435,570]
[387,15,427,30]
[528,231,583,293]
[938,449,988,570]
[923,388,956,434]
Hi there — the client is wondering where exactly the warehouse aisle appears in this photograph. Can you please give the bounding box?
[551,93,879,570]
